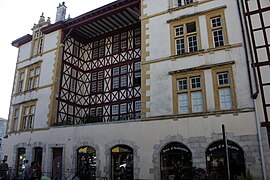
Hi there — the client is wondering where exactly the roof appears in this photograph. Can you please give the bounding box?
[12,0,140,47]
[11,34,32,48]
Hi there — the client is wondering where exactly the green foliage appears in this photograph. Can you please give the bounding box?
[240,170,253,180]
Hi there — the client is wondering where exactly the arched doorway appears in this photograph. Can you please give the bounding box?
[160,142,192,180]
[206,140,246,180]
[111,145,133,180]
[77,146,96,179]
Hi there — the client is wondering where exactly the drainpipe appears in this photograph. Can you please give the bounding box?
[236,0,267,179]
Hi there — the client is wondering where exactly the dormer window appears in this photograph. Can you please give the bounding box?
[32,29,44,56]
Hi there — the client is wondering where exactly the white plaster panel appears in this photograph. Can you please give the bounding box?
[260,66,270,84]
[263,85,270,104]
[148,62,172,116]
[146,16,171,60]
[34,88,51,128]
[247,0,258,11]
[257,48,268,62]
[224,3,244,45]
[43,31,59,52]
[251,14,262,29]
[199,15,209,50]
[254,30,265,46]
[143,0,168,16]
[18,42,31,62]
[204,69,215,111]
[260,0,270,8]
[262,11,270,26]
[39,52,56,86]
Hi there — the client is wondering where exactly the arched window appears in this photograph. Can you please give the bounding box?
[77,146,96,179]
[33,147,43,167]
[111,145,133,180]
[16,148,26,175]
[160,142,192,180]
[206,140,245,180]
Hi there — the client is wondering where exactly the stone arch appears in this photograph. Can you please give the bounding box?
[104,139,140,179]
[205,139,246,179]
[72,141,101,177]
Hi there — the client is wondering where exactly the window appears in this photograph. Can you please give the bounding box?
[17,70,25,93]
[212,66,236,110]
[27,64,41,90]
[111,145,133,179]
[174,0,195,8]
[171,18,200,55]
[172,72,206,114]
[134,28,141,46]
[16,148,26,176]
[134,62,141,85]
[112,65,128,90]
[206,9,228,48]
[77,146,96,177]
[21,102,36,130]
[111,105,119,121]
[32,29,44,56]
[12,107,20,132]
[91,71,103,93]
[120,103,127,114]
[121,32,127,50]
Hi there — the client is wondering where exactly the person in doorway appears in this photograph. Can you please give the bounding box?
[29,161,42,180]
[23,160,30,180]
[0,160,8,180]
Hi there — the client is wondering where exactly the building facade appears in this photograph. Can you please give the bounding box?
[5,0,270,179]
[0,118,7,161]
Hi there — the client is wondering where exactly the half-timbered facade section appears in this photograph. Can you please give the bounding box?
[239,0,270,129]
[54,0,141,125]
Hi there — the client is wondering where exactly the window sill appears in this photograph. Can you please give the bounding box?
[170,49,205,60]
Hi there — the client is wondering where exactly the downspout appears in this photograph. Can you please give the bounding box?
[236,0,267,179]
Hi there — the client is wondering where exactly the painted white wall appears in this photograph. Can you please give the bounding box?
[18,42,31,62]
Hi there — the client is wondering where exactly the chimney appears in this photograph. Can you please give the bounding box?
[55,2,67,22]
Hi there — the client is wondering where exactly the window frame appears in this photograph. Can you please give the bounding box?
[212,65,236,110]
[20,101,36,131]
[26,63,41,91]
[32,29,44,56]
[206,9,228,48]
[11,106,20,132]
[172,71,206,115]
[16,68,26,93]
[170,17,201,56]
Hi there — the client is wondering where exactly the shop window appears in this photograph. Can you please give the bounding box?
[206,9,228,48]
[170,17,200,56]
[206,140,245,180]
[33,147,43,167]
[111,145,133,180]
[212,66,236,110]
[172,71,206,114]
[16,148,26,176]
[77,146,96,179]
[160,142,192,179]
[32,30,44,56]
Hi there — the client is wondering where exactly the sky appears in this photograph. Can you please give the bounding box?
[0,0,115,119]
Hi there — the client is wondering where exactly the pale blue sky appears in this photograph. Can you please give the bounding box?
[0,0,115,119]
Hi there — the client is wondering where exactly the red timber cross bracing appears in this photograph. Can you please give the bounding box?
[51,0,141,125]
[241,0,270,127]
